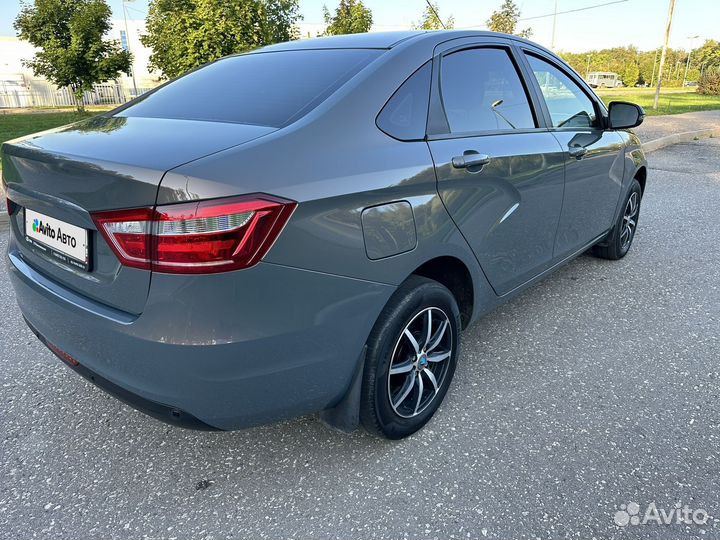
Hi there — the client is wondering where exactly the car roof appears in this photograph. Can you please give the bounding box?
[259,30,541,52]
[259,31,426,51]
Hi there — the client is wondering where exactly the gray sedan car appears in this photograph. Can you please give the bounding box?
[3,31,647,439]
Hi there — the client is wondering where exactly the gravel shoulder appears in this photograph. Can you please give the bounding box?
[633,109,720,142]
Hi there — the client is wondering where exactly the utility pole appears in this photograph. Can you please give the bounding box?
[653,0,676,110]
[122,0,139,99]
[683,35,699,86]
[650,48,659,87]
[550,0,559,50]
[586,54,591,79]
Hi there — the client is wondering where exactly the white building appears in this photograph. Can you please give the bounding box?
[111,18,158,93]
[297,22,327,39]
[0,18,158,107]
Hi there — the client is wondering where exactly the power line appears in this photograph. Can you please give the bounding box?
[457,0,630,30]
[519,0,629,21]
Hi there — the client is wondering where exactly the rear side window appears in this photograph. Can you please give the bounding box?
[376,62,431,140]
[525,54,598,128]
[440,48,536,134]
[119,49,381,128]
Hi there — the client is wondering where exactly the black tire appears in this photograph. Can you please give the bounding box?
[592,179,642,260]
[360,275,461,440]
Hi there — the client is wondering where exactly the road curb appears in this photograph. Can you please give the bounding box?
[642,128,720,153]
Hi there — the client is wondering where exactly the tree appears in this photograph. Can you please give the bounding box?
[263,0,303,43]
[486,0,531,38]
[693,39,720,73]
[323,0,372,36]
[622,62,640,87]
[637,49,658,85]
[412,2,454,30]
[142,0,301,79]
[14,0,131,112]
[560,46,657,84]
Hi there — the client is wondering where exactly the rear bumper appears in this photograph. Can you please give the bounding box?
[25,316,219,430]
[7,241,394,430]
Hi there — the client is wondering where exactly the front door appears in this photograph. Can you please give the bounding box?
[427,45,566,296]
[522,52,626,257]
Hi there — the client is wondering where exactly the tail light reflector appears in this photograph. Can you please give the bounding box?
[46,341,80,367]
[92,195,296,274]
[6,196,15,216]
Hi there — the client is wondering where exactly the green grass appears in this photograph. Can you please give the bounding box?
[0,110,105,179]
[595,87,720,116]
[1,111,97,147]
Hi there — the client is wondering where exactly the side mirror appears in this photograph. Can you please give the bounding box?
[608,101,645,129]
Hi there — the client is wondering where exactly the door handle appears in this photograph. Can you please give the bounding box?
[567,145,587,159]
[451,153,491,169]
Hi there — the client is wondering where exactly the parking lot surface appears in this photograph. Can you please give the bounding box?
[1,139,719,539]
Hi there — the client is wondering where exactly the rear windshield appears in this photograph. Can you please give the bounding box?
[118,49,382,128]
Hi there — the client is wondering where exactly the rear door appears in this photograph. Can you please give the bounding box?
[427,39,566,296]
[519,50,625,257]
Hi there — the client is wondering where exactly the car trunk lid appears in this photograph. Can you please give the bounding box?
[2,116,275,314]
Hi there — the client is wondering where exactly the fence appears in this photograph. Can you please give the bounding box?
[0,81,155,109]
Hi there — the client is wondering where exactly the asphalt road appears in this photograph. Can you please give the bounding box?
[1,139,719,540]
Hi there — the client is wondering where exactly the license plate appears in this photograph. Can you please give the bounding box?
[24,208,90,271]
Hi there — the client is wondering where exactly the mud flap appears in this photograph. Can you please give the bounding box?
[319,345,367,433]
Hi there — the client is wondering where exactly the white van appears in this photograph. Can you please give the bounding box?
[587,72,623,88]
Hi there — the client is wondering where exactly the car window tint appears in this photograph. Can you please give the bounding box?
[440,48,536,134]
[119,49,381,128]
[377,61,431,140]
[526,54,598,128]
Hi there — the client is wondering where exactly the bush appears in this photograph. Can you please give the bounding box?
[698,70,720,95]
[661,78,683,88]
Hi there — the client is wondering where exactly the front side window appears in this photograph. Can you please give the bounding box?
[526,54,598,128]
[439,47,536,134]
[119,49,381,128]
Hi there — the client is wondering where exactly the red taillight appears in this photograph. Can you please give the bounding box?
[5,196,14,216]
[92,207,154,270]
[92,195,296,274]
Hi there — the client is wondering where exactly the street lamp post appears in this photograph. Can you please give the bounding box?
[551,0,559,50]
[683,35,699,87]
[122,0,139,99]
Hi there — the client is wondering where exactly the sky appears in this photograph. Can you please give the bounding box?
[0,0,717,53]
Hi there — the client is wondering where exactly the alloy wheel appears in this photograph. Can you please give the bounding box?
[387,307,453,418]
[620,191,639,250]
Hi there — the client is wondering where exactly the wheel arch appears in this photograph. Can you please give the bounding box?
[320,252,484,433]
[410,256,474,329]
[634,165,647,195]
